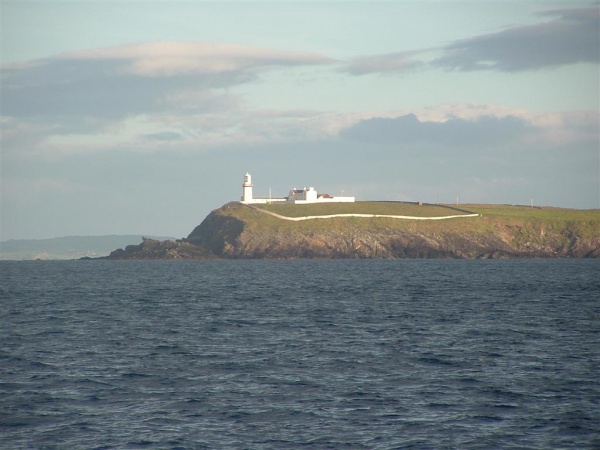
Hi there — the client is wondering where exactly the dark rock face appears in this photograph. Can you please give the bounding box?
[187,209,245,256]
[104,237,214,260]
[103,203,599,260]
[209,228,596,260]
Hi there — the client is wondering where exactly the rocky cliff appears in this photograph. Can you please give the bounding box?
[102,202,600,259]
[104,237,215,260]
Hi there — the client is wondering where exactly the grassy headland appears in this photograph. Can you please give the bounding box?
[106,201,599,259]
[192,201,599,258]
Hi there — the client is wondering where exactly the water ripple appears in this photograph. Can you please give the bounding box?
[1,259,599,449]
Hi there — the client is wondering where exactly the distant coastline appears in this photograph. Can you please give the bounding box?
[0,235,176,261]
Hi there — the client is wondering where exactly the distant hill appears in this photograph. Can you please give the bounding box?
[103,202,600,259]
[0,235,176,260]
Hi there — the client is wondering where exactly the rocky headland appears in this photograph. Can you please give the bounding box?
[101,202,600,259]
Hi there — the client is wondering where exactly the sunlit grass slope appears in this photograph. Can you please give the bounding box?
[229,201,600,238]
[465,204,600,221]
[254,201,469,218]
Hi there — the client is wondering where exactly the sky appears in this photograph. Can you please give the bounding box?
[1,0,599,240]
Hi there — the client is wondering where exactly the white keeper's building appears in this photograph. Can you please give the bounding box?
[240,172,355,204]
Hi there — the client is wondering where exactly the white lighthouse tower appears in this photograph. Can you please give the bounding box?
[241,172,253,203]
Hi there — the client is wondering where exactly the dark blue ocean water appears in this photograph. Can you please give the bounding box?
[1,259,599,449]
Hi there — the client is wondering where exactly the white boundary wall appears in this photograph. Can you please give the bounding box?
[244,204,480,221]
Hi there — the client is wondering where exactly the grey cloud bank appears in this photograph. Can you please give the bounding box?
[0,42,332,123]
[340,114,533,147]
[342,7,599,75]
[436,8,599,72]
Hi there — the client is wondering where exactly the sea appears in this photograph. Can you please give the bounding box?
[1,259,599,449]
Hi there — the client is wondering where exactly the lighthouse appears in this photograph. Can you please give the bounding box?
[241,172,253,203]
[238,172,354,204]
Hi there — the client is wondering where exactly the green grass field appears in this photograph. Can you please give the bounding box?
[252,201,599,222]
[230,201,600,239]
[464,204,600,221]
[254,201,470,218]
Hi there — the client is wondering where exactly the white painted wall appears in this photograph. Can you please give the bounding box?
[305,187,317,202]
[241,197,287,204]
[291,196,355,204]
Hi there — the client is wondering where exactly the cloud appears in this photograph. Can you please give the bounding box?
[144,131,183,142]
[0,41,333,124]
[4,99,595,160]
[62,41,333,76]
[340,113,534,148]
[341,51,424,75]
[435,7,599,71]
[341,6,599,75]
